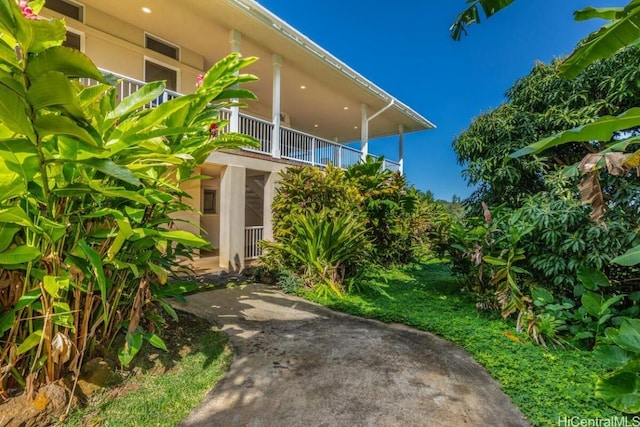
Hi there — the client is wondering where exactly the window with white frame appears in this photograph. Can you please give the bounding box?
[144,59,178,92]
[145,34,179,60]
[45,0,84,21]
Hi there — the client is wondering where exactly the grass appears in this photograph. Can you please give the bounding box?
[303,262,620,427]
[63,312,232,427]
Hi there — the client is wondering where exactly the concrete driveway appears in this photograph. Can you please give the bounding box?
[174,283,529,427]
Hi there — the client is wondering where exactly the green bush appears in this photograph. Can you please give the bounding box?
[263,209,371,297]
[0,1,257,397]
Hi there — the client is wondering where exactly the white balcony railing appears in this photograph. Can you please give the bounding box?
[80,70,181,109]
[245,226,264,260]
[85,70,401,172]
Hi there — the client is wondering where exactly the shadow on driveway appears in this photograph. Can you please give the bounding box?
[174,284,529,427]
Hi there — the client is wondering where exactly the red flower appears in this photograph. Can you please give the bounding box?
[195,74,204,87]
[209,123,218,137]
[19,0,37,19]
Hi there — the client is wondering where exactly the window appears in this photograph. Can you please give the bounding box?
[145,34,179,60]
[63,30,82,50]
[46,0,83,21]
[203,190,217,214]
[144,60,177,91]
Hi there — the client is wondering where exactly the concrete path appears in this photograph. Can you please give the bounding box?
[174,284,529,427]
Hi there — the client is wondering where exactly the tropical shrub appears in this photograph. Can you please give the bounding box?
[0,0,258,398]
[346,157,421,264]
[516,176,639,296]
[263,157,445,297]
[263,209,370,297]
[270,164,363,243]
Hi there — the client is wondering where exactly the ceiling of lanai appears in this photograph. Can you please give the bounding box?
[79,0,435,143]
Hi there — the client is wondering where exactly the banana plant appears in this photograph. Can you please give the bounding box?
[0,0,258,397]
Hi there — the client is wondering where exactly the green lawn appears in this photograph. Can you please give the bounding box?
[304,262,619,427]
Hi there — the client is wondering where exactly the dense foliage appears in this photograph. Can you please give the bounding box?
[0,1,257,398]
[450,0,640,413]
[453,47,640,208]
[263,158,449,296]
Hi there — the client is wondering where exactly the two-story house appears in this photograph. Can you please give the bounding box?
[41,0,435,269]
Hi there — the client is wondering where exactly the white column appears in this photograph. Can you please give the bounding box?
[360,103,368,161]
[229,30,242,133]
[272,54,282,159]
[262,171,280,242]
[398,124,405,175]
[219,165,246,270]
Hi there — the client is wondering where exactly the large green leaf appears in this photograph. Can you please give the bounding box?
[106,218,134,261]
[0,206,35,228]
[52,302,74,329]
[0,84,35,141]
[25,46,106,82]
[614,318,640,354]
[106,81,165,121]
[0,310,15,335]
[0,245,40,264]
[91,186,149,204]
[34,114,99,147]
[0,0,16,35]
[582,291,604,317]
[78,158,141,187]
[595,371,640,413]
[574,6,625,21]
[17,329,43,355]
[595,345,635,369]
[14,289,41,311]
[27,71,84,119]
[115,94,198,136]
[157,230,210,248]
[118,331,143,367]
[450,0,516,40]
[77,240,107,299]
[613,244,640,266]
[24,17,66,54]
[578,266,610,290]
[0,37,19,68]
[511,108,640,158]
[43,275,69,298]
[0,139,40,185]
[143,332,167,351]
[0,223,19,252]
[560,1,640,79]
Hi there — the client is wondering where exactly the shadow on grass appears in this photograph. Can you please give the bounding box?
[66,310,232,427]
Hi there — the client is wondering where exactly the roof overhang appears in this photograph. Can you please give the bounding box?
[76,0,435,141]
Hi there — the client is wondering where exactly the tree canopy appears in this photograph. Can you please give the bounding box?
[453,47,640,206]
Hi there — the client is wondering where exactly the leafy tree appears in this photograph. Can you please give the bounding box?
[454,48,640,207]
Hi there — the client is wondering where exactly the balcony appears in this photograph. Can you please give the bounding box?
[83,70,401,172]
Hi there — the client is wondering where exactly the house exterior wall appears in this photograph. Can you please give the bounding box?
[44,4,204,92]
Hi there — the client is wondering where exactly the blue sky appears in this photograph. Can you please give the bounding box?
[258,0,619,201]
